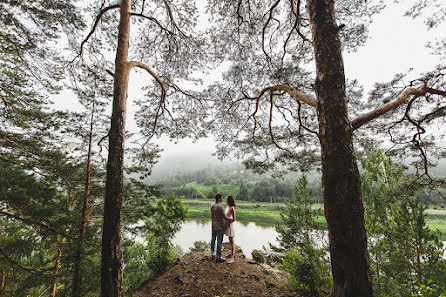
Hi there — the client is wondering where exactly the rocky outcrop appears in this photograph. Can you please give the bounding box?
[251,249,286,268]
[136,246,303,297]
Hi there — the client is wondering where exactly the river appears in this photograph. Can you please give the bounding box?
[172,218,280,258]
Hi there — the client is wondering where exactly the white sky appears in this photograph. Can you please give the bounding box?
[52,1,446,166]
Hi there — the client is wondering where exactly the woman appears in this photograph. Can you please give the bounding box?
[224,195,236,263]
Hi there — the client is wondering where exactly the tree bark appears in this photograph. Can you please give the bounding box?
[72,87,96,297]
[50,240,64,297]
[101,0,131,296]
[307,1,372,296]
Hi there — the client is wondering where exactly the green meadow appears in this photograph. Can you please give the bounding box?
[183,199,446,239]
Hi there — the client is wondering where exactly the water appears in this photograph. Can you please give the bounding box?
[172,218,280,258]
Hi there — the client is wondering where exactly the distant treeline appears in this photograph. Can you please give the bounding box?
[148,164,323,203]
[149,164,446,205]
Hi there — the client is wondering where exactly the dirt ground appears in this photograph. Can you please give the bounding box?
[135,244,306,297]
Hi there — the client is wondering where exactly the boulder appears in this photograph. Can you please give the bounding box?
[251,250,285,268]
[222,243,246,259]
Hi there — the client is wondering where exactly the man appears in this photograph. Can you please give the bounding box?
[210,193,226,263]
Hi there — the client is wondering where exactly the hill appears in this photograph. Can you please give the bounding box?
[136,245,306,297]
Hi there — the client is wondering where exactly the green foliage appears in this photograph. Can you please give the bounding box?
[360,148,446,297]
[280,243,331,296]
[275,175,319,249]
[273,175,331,296]
[154,165,315,203]
[374,197,446,297]
[123,194,187,295]
[238,183,249,200]
[145,194,187,267]
[190,241,208,252]
[360,148,404,236]
[123,241,183,295]
[412,279,446,297]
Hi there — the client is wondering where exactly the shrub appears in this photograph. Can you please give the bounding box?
[280,243,331,296]
[190,240,208,252]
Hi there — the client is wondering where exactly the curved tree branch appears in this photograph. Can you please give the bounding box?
[162,0,186,37]
[261,84,317,107]
[127,61,166,101]
[129,12,176,35]
[0,209,64,237]
[127,61,166,142]
[262,0,282,64]
[0,247,53,276]
[72,4,120,62]
[351,86,429,130]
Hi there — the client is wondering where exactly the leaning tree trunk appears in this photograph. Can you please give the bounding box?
[307,1,373,296]
[101,0,131,296]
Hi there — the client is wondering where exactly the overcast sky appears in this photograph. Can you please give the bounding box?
[54,1,446,168]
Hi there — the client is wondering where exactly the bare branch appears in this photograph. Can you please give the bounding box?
[404,100,431,178]
[352,85,446,130]
[127,61,166,141]
[261,84,317,107]
[262,0,282,64]
[296,100,318,135]
[426,87,446,97]
[162,0,186,37]
[72,4,120,62]
[129,12,176,35]
[98,130,110,153]
[351,86,428,130]
[127,61,166,102]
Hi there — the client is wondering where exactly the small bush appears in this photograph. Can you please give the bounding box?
[190,240,208,252]
[280,243,331,296]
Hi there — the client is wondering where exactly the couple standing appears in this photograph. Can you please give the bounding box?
[210,193,237,263]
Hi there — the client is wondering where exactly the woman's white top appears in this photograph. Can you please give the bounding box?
[225,206,235,237]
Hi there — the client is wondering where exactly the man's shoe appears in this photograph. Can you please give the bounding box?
[211,255,215,260]
[216,257,225,263]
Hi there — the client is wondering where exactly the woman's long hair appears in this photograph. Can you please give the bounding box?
[227,195,236,208]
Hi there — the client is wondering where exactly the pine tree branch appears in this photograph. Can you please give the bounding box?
[262,0,282,64]
[351,85,446,130]
[161,0,187,37]
[127,61,166,141]
[129,12,175,35]
[260,84,317,107]
[0,247,53,276]
[72,4,120,62]
[127,61,166,99]
[0,209,64,236]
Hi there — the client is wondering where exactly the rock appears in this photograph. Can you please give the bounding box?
[174,275,184,285]
[265,280,277,288]
[251,249,264,263]
[222,243,246,259]
[251,250,285,268]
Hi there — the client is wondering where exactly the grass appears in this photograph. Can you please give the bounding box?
[426,220,446,237]
[183,199,446,239]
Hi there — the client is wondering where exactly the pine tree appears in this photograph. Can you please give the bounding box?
[205,1,446,295]
[276,175,318,249]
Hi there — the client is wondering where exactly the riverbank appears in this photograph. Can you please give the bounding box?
[183,199,446,239]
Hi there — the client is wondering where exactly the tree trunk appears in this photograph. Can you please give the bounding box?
[1,265,6,292]
[50,239,64,297]
[72,87,96,297]
[307,1,373,296]
[101,0,131,296]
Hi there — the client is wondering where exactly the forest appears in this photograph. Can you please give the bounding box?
[1,0,446,297]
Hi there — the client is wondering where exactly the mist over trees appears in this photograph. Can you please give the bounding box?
[1,0,446,297]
